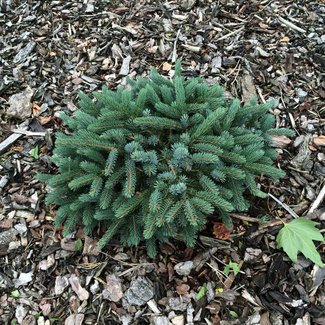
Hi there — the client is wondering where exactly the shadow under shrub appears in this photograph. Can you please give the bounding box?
[38,62,294,257]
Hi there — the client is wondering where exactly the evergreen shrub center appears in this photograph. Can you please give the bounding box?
[38,62,293,256]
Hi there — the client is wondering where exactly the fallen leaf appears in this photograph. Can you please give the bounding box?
[14,272,33,288]
[12,145,24,152]
[65,314,84,325]
[39,254,55,271]
[162,62,172,71]
[272,136,292,148]
[38,116,52,125]
[313,136,325,147]
[32,103,41,116]
[40,146,48,154]
[15,304,27,324]
[212,222,233,240]
[171,315,185,325]
[55,275,69,295]
[181,44,201,53]
[176,283,190,295]
[69,274,89,301]
[61,238,82,251]
[10,290,20,298]
[276,217,324,266]
[0,219,13,229]
[102,274,123,302]
[258,22,269,29]
[157,262,167,273]
[39,302,51,316]
[82,236,100,256]
[280,36,290,43]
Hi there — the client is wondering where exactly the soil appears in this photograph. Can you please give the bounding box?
[0,1,324,324]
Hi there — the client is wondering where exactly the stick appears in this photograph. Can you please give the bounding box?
[308,183,325,214]
[215,26,244,42]
[171,29,181,63]
[277,16,306,34]
[13,129,50,137]
[0,133,23,154]
[247,219,286,239]
[268,193,299,219]
[230,213,261,224]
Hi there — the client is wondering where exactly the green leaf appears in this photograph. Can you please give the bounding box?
[74,239,83,251]
[195,284,207,301]
[30,146,39,159]
[10,290,20,298]
[223,261,240,276]
[229,310,239,318]
[276,217,324,267]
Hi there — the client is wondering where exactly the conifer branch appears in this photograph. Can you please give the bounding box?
[38,60,294,257]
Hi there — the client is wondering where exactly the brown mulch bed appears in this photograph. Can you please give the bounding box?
[0,1,324,324]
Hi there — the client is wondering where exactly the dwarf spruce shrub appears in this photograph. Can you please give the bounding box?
[38,62,293,257]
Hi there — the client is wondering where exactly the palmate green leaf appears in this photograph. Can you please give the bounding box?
[276,217,324,266]
[223,261,240,276]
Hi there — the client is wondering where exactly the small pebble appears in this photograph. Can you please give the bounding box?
[174,261,194,276]
[14,223,28,235]
[0,176,9,188]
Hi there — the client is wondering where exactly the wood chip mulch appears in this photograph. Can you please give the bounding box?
[0,1,324,324]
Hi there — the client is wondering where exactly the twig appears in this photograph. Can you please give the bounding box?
[230,213,261,224]
[255,85,266,104]
[170,29,181,63]
[268,193,299,219]
[215,26,244,42]
[13,129,50,137]
[308,182,325,214]
[147,299,161,314]
[247,219,286,239]
[277,16,306,34]
[0,133,23,154]
[199,236,232,249]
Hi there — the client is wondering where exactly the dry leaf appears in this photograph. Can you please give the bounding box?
[313,136,325,147]
[272,136,292,148]
[181,44,201,53]
[102,274,123,302]
[38,116,52,125]
[65,314,84,325]
[39,302,51,316]
[280,36,290,43]
[258,22,269,29]
[69,274,89,301]
[82,236,100,256]
[176,283,190,295]
[212,222,233,240]
[55,275,69,295]
[0,219,13,229]
[162,62,172,71]
[32,103,41,116]
[61,238,81,251]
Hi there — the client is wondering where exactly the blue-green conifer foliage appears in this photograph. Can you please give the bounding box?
[38,62,293,257]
